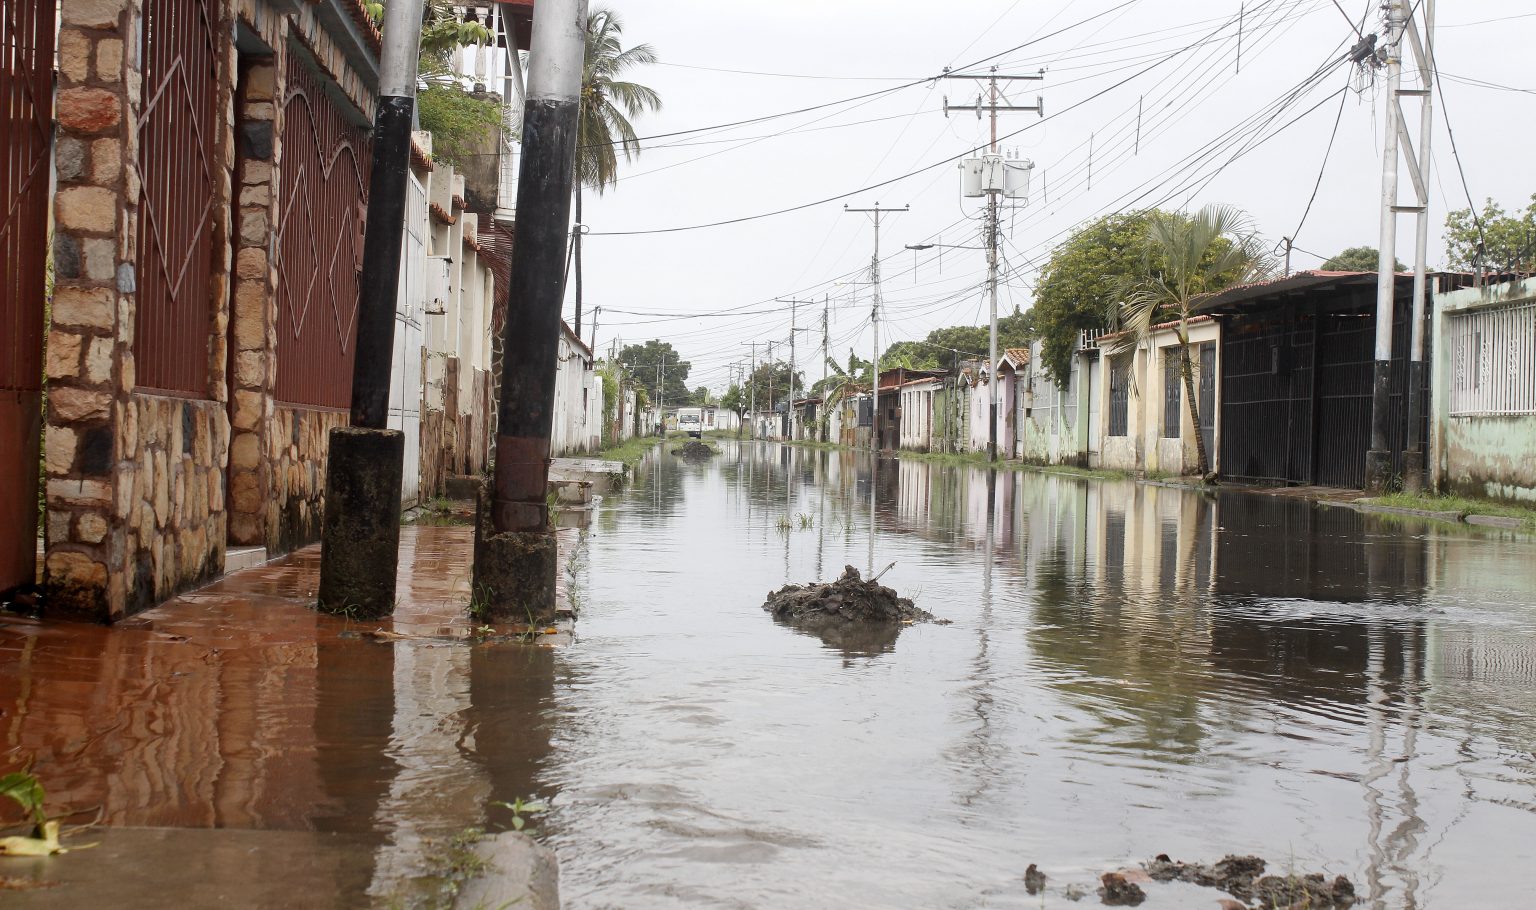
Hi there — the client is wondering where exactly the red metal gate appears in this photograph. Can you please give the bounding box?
[0,0,55,594]
[275,54,371,409]
[136,0,220,396]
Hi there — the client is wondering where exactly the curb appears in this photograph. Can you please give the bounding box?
[1320,498,1532,531]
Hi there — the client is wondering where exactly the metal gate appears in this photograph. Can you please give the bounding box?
[1,0,55,594]
[136,0,220,395]
[389,171,427,507]
[275,52,371,408]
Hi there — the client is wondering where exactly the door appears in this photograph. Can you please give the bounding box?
[1199,345,1216,470]
[1,0,56,594]
[390,171,427,507]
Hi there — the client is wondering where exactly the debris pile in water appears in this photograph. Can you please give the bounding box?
[762,565,935,625]
[670,440,717,458]
[1145,854,1356,907]
[1098,871,1145,905]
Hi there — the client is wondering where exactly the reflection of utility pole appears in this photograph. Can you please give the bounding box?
[845,203,908,453]
[1367,0,1436,493]
[944,65,1042,462]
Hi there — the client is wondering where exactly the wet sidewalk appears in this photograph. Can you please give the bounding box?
[0,524,578,906]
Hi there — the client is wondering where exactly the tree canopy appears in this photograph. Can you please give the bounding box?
[578,9,661,194]
[1030,211,1164,383]
[1106,204,1272,476]
[1444,195,1536,273]
[1321,246,1405,272]
[617,340,693,406]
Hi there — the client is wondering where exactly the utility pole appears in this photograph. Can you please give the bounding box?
[744,341,758,440]
[317,0,425,619]
[845,203,908,453]
[1366,0,1435,493]
[944,66,1043,463]
[822,295,830,442]
[777,298,816,440]
[767,340,775,439]
[475,0,586,621]
[589,305,599,353]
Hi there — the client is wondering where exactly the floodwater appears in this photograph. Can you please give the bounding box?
[1,440,1534,908]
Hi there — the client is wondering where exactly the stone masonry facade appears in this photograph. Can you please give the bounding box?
[46,0,380,621]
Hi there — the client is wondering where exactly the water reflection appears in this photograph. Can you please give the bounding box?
[563,441,1536,908]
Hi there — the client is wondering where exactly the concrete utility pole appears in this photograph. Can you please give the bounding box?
[777,298,815,440]
[477,0,588,622]
[1366,0,1435,493]
[822,295,830,442]
[845,203,908,452]
[317,0,425,619]
[743,341,758,439]
[944,66,1043,463]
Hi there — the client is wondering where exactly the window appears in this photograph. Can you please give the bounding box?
[1108,358,1130,436]
[1163,351,1182,438]
[1448,300,1536,416]
[858,397,873,426]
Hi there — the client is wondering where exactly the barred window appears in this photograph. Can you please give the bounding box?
[1163,352,1182,438]
[1448,300,1536,416]
[1109,358,1130,437]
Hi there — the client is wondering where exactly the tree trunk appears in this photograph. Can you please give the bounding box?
[1178,320,1211,478]
[573,188,583,336]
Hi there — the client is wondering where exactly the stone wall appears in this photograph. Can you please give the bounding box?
[270,406,348,552]
[44,0,379,620]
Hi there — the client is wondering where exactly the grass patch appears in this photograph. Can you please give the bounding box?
[1370,492,1536,526]
[595,435,661,469]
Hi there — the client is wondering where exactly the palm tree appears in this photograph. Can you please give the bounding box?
[573,9,660,336]
[1104,204,1273,478]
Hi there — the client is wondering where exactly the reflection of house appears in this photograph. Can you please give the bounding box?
[1196,271,1438,489]
[1092,317,1220,476]
[1429,277,1536,503]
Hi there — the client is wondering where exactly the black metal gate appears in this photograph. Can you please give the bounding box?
[1,0,55,595]
[1219,300,1428,489]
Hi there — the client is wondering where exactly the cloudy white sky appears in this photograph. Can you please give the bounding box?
[563,0,1535,395]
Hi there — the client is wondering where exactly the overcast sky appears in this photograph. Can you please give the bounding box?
[565,0,1535,395]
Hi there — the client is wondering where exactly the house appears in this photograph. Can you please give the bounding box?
[3,0,558,618]
[994,349,1030,458]
[552,322,600,456]
[390,134,499,507]
[898,377,942,452]
[1091,317,1221,476]
[1194,270,1450,489]
[876,367,945,451]
[1430,276,1536,503]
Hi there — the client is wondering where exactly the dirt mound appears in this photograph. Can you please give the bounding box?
[1145,854,1355,907]
[763,565,934,625]
[670,441,717,458]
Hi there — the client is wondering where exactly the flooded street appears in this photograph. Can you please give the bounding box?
[4,440,1535,907]
[548,441,1536,908]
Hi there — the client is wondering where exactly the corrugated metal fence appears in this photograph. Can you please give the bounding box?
[0,0,54,593]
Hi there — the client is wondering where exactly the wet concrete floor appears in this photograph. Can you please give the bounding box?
[4,441,1536,908]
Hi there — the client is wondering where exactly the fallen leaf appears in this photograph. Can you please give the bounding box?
[0,821,63,856]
